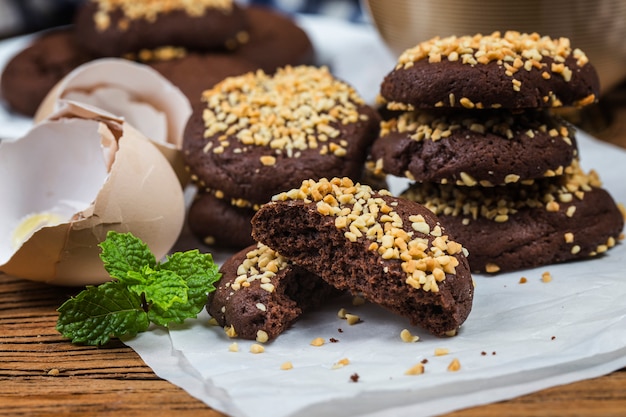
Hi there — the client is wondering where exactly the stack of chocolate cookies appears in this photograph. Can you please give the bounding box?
[370,31,624,273]
[1,0,315,115]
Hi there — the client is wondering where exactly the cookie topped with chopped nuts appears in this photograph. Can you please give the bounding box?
[251,177,474,337]
[183,65,380,206]
[370,108,578,186]
[380,31,600,110]
[401,161,625,273]
[74,0,249,57]
[207,242,341,341]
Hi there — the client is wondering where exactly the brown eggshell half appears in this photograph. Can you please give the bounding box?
[34,58,192,185]
[0,103,185,286]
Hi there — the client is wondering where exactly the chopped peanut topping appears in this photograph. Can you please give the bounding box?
[396,32,589,95]
[200,66,365,161]
[92,0,233,30]
[256,330,269,343]
[231,242,289,292]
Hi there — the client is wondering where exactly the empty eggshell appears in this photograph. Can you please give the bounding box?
[34,58,192,184]
[0,103,186,286]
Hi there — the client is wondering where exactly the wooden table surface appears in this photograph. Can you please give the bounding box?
[2,83,626,417]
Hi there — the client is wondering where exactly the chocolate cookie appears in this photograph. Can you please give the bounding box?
[187,190,256,249]
[183,65,380,247]
[1,28,94,116]
[232,5,315,73]
[74,0,249,57]
[380,31,600,110]
[251,177,474,337]
[370,108,578,186]
[401,162,625,273]
[207,242,341,341]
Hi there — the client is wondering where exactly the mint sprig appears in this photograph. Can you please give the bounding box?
[56,231,221,346]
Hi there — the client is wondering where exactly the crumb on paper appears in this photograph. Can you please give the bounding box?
[310,337,325,347]
[350,373,360,382]
[404,363,425,375]
[447,358,461,372]
[400,328,420,343]
[280,361,293,370]
[541,271,552,283]
[250,344,265,354]
[519,276,528,284]
[345,313,361,325]
[228,342,239,352]
[332,358,350,369]
[434,347,449,356]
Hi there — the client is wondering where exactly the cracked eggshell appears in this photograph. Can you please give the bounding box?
[34,58,192,185]
[0,104,186,286]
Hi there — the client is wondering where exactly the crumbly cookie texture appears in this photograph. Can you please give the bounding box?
[252,177,474,336]
[272,177,466,293]
[207,242,341,340]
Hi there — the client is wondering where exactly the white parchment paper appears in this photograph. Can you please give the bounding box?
[2,14,625,417]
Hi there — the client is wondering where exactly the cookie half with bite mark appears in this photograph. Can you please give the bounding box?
[251,177,474,337]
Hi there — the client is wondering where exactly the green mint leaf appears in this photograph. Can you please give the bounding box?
[99,231,156,282]
[57,231,222,345]
[56,281,149,346]
[148,300,198,327]
[128,267,189,311]
[160,250,221,313]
